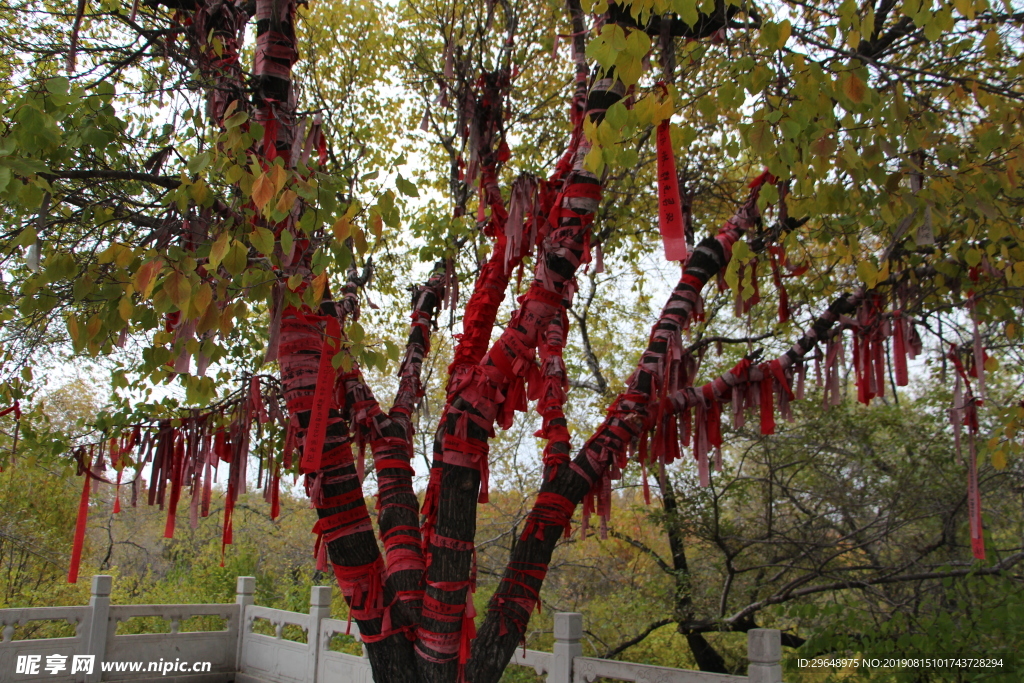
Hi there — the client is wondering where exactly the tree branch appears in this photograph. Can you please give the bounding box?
[600,618,674,659]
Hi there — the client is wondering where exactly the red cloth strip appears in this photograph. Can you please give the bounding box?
[759,377,775,436]
[333,557,385,628]
[67,455,92,584]
[313,506,371,535]
[302,315,342,473]
[656,120,687,262]
[316,487,366,510]
[522,492,575,540]
[430,534,475,552]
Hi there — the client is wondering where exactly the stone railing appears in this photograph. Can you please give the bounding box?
[0,576,782,683]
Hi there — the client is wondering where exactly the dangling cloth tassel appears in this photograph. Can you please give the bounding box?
[68,454,92,584]
[768,247,790,323]
[967,431,986,560]
[113,468,123,514]
[707,397,723,472]
[759,375,775,436]
[971,309,986,401]
[220,482,235,567]
[950,369,964,467]
[655,120,687,262]
[302,317,341,473]
[893,313,909,386]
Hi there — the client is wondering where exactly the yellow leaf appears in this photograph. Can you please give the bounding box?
[98,243,119,264]
[583,146,604,175]
[992,450,1007,470]
[352,225,367,253]
[843,72,866,103]
[197,299,220,335]
[190,179,209,205]
[66,314,80,344]
[876,259,890,284]
[251,173,274,210]
[269,164,288,194]
[134,258,164,298]
[656,97,674,124]
[777,19,792,47]
[118,296,133,322]
[208,232,230,269]
[332,217,351,243]
[192,282,213,317]
[616,55,642,87]
[274,189,298,215]
[220,303,235,337]
[857,259,879,288]
[164,270,191,308]
[748,120,772,155]
[311,272,327,304]
[114,244,134,269]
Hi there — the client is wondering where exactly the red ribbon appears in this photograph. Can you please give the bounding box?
[893,312,909,386]
[68,453,92,584]
[759,375,775,436]
[301,315,342,473]
[656,120,687,262]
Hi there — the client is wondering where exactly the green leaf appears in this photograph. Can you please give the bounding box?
[223,240,248,276]
[187,151,212,174]
[747,121,773,155]
[12,227,36,248]
[163,270,191,308]
[673,0,699,27]
[395,174,419,197]
[280,229,295,257]
[605,101,628,130]
[249,226,275,255]
[348,321,365,344]
[616,56,642,87]
[223,111,248,128]
[586,36,616,71]
[208,232,230,269]
[45,77,69,95]
[619,147,638,168]
[857,259,879,287]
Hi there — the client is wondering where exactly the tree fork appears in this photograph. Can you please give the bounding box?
[467,191,761,683]
[414,66,625,683]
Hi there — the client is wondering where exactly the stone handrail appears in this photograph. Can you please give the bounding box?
[0,577,782,682]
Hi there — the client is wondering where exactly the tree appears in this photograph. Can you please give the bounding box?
[595,378,1024,676]
[1,0,1023,682]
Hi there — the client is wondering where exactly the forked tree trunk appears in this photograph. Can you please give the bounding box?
[166,2,762,682]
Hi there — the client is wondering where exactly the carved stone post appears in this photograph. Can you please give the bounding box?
[551,613,582,683]
[235,576,256,673]
[81,575,111,683]
[747,628,782,683]
[308,585,333,683]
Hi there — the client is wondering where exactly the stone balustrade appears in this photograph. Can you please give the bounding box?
[0,576,782,683]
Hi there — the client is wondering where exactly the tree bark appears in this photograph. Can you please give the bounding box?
[467,192,759,683]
